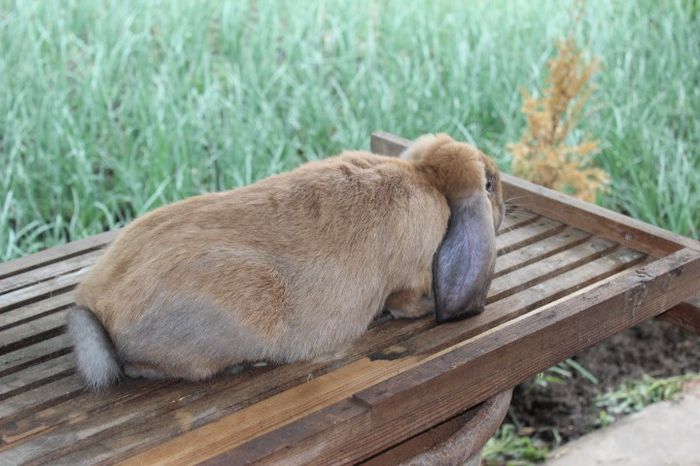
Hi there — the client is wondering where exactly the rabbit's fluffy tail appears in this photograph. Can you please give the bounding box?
[67,306,122,390]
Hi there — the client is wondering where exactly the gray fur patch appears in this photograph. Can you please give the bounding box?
[115,292,265,379]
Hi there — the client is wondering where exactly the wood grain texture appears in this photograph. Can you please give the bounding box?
[196,248,700,465]
[2,235,589,464]
[121,247,649,465]
[495,227,591,277]
[0,217,648,464]
[0,269,87,313]
[361,389,512,466]
[0,249,637,464]
[0,250,104,296]
[658,296,700,334]
[0,230,116,281]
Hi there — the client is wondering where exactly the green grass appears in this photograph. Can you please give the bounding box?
[595,373,700,427]
[483,423,549,466]
[1,0,698,260]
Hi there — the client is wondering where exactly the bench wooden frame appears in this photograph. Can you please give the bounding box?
[1,131,699,465]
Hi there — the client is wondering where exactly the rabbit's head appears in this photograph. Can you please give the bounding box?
[402,134,504,322]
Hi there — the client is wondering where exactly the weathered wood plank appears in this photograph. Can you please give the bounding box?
[495,227,591,277]
[0,230,116,281]
[196,248,700,465]
[0,249,103,296]
[116,248,646,465]
[358,248,700,413]
[496,208,537,233]
[0,269,87,314]
[0,334,71,377]
[502,174,700,256]
[496,218,566,255]
[658,297,700,335]
[0,375,83,421]
[0,293,73,330]
[489,237,617,302]
[0,354,74,402]
[0,311,67,356]
[360,389,512,466]
[0,246,645,463]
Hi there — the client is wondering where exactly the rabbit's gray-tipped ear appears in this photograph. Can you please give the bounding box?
[433,192,496,323]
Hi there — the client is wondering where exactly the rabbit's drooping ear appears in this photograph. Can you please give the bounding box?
[407,135,498,323]
[433,192,496,322]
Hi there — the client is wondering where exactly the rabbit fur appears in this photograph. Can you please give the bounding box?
[69,134,504,389]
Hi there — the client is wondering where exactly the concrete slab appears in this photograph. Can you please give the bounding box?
[545,382,700,466]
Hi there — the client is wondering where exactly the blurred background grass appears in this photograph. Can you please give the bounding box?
[1,0,698,260]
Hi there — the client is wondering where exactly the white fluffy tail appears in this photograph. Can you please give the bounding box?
[67,306,122,390]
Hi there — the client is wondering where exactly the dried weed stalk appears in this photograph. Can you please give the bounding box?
[509,37,607,202]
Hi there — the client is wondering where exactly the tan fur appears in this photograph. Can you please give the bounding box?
[73,134,503,382]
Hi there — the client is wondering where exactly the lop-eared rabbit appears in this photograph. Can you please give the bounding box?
[69,134,504,389]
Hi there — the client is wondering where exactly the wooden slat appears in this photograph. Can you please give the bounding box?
[0,310,67,356]
[502,174,700,256]
[0,269,87,314]
[489,237,617,302]
[496,208,537,233]
[0,249,103,296]
[0,293,73,330]
[361,409,481,466]
[370,132,700,337]
[0,354,74,403]
[495,227,591,277]
[0,335,71,377]
[0,376,84,424]
[193,248,700,465]
[658,297,700,334]
[0,318,429,459]
[0,230,116,281]
[496,217,566,255]
[0,245,645,464]
[361,389,512,466]
[115,247,647,465]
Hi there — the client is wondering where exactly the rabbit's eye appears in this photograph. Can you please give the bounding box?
[486,177,494,192]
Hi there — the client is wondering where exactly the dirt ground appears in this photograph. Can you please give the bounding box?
[508,318,700,445]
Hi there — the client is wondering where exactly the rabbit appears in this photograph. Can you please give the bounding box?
[68,133,505,389]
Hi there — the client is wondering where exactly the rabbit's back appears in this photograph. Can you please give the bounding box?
[74,152,449,365]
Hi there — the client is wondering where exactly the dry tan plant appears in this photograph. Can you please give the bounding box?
[509,35,608,202]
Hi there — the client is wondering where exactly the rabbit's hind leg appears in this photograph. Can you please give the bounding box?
[385,288,434,319]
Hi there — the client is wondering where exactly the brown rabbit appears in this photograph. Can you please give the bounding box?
[68,134,504,389]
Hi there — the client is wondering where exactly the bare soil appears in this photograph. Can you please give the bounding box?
[508,318,700,444]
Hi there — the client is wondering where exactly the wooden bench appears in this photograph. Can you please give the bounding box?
[1,131,699,465]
